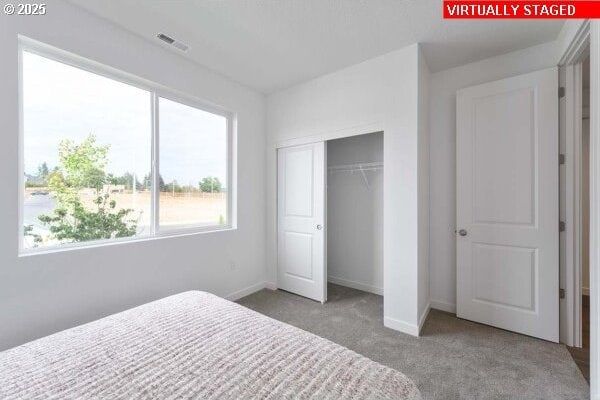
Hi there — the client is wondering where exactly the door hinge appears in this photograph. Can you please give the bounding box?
[559,221,566,232]
[559,154,566,165]
[559,87,565,98]
[559,288,566,299]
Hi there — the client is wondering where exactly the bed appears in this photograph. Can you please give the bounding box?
[0,291,421,399]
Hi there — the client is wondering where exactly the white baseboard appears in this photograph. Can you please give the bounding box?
[583,286,590,296]
[264,282,277,291]
[384,316,419,336]
[327,276,383,295]
[418,302,431,334]
[430,299,456,314]
[226,282,270,301]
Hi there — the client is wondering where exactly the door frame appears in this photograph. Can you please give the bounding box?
[562,19,600,398]
[590,20,600,399]
[560,20,589,349]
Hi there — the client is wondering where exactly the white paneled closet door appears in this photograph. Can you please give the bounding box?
[277,142,327,302]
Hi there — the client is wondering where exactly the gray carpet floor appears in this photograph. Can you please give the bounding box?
[237,283,589,400]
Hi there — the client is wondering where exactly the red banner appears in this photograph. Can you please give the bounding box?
[443,1,600,18]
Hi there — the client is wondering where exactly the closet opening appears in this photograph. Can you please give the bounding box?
[326,131,384,295]
[275,130,383,305]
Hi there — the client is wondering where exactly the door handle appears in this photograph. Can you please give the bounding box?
[456,229,467,237]
[316,224,323,230]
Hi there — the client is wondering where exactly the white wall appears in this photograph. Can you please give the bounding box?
[429,41,563,313]
[267,44,429,335]
[418,48,430,326]
[0,0,267,350]
[327,133,384,166]
[327,133,383,295]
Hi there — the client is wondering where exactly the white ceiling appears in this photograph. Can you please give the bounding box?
[70,0,564,94]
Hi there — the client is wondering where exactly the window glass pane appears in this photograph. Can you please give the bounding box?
[22,51,152,250]
[158,97,228,230]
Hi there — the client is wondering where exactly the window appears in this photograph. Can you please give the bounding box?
[159,98,228,230]
[21,43,233,252]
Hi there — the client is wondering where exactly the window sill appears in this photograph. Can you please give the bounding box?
[18,225,236,257]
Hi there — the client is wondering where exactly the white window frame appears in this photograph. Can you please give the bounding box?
[18,36,236,255]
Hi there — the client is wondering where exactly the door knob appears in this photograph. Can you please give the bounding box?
[457,229,467,236]
[316,224,323,230]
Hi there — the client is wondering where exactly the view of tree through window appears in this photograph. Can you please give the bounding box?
[22,49,231,251]
[159,97,228,230]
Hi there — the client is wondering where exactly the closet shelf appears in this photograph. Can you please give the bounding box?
[327,162,383,189]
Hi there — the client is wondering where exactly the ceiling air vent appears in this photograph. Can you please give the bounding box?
[157,33,189,52]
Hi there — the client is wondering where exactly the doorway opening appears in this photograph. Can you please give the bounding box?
[566,53,591,383]
[326,132,384,295]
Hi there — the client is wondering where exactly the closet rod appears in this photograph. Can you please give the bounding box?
[327,161,383,172]
[327,162,383,189]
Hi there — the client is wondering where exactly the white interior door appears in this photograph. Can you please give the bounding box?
[277,142,326,302]
[456,67,559,342]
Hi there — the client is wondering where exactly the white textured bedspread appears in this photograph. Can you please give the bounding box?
[0,291,421,399]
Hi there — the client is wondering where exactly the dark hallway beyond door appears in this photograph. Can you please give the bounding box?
[568,295,590,382]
